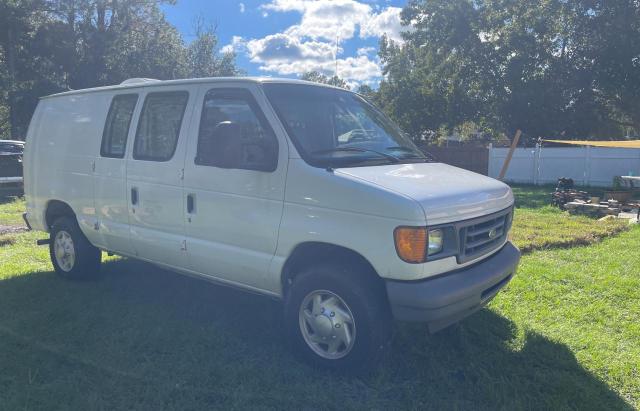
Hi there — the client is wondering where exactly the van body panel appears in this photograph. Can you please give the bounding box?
[92,92,135,252]
[24,77,519,333]
[182,83,288,292]
[271,158,427,286]
[23,103,45,231]
[125,85,199,266]
[25,94,104,240]
[336,163,514,225]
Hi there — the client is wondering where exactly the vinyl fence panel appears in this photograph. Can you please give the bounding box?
[488,145,640,187]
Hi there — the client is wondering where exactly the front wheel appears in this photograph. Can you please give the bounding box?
[49,216,101,280]
[284,263,392,373]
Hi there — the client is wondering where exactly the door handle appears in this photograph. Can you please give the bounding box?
[131,187,138,205]
[187,193,195,214]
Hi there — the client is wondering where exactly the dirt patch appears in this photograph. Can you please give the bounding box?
[0,225,28,236]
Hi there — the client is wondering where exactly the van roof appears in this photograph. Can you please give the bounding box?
[41,77,346,99]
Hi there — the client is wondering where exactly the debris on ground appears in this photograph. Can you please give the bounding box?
[551,177,639,220]
[0,225,28,236]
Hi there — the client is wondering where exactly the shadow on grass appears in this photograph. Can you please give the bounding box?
[0,259,632,410]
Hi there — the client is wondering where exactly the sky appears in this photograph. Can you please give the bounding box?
[161,0,409,88]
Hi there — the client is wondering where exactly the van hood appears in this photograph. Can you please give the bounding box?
[336,162,513,225]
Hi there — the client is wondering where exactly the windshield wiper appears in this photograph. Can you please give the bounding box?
[386,146,434,162]
[311,147,401,163]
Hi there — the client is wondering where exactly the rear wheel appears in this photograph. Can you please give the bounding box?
[49,216,101,280]
[284,263,392,373]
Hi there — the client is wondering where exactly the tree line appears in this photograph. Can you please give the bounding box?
[0,0,240,140]
[308,0,640,145]
[2,0,639,145]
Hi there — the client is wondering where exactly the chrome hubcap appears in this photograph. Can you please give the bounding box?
[54,231,75,272]
[299,290,356,360]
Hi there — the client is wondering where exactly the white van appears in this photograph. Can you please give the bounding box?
[23,77,520,371]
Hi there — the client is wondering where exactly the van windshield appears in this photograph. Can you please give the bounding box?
[263,83,429,168]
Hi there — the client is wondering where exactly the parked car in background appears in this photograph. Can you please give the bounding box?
[23,77,520,372]
[0,140,25,186]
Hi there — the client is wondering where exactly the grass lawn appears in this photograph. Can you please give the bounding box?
[509,184,630,253]
[0,185,638,410]
[0,187,25,227]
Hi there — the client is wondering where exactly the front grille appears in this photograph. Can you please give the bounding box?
[458,207,512,263]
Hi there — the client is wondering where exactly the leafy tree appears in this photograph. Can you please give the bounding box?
[187,18,242,78]
[377,0,640,143]
[0,0,51,139]
[301,71,350,89]
[0,0,241,139]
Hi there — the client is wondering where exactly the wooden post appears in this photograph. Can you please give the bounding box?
[498,129,522,181]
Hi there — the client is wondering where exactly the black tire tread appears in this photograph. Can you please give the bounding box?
[49,216,101,280]
[284,262,392,374]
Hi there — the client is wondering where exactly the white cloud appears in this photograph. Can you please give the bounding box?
[246,33,338,64]
[239,2,245,13]
[245,32,381,84]
[357,46,376,56]
[267,0,371,42]
[221,36,245,54]
[261,0,406,43]
[361,7,405,43]
[235,0,408,85]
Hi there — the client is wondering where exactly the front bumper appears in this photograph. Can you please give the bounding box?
[385,241,520,333]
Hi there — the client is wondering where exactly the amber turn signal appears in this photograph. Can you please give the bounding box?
[394,226,428,263]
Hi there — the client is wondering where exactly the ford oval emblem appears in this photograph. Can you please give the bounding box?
[488,228,498,239]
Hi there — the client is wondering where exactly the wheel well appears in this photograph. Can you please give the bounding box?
[281,242,384,295]
[45,200,76,230]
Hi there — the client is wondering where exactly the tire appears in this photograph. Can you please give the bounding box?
[49,216,101,280]
[284,263,392,373]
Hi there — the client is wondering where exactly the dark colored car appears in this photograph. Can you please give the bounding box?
[0,140,25,185]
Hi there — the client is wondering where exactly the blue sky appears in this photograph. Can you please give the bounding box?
[162,0,408,88]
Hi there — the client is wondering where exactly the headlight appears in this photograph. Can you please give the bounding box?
[427,229,444,255]
[394,227,444,263]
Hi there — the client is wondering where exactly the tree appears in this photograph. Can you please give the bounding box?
[300,71,350,89]
[376,0,640,143]
[0,0,50,139]
[186,18,242,78]
[0,0,241,139]
[587,0,640,133]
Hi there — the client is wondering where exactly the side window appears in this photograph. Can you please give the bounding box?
[101,94,138,158]
[195,88,278,172]
[133,91,189,161]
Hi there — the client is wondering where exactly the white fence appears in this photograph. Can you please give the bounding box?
[488,145,640,187]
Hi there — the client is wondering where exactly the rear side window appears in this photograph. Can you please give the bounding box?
[101,94,138,158]
[133,91,189,161]
[195,88,278,172]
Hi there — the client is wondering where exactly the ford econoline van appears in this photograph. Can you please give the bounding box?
[23,77,520,371]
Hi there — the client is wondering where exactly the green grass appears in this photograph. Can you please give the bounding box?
[0,187,25,226]
[0,186,638,409]
[510,184,629,253]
